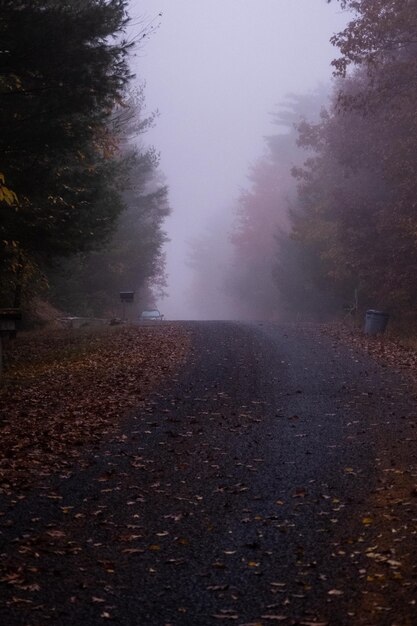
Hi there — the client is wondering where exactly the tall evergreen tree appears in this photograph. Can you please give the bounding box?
[47,90,171,317]
[0,1,133,306]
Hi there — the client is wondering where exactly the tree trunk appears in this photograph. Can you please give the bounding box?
[13,253,24,309]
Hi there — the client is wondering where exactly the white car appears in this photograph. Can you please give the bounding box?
[140,309,164,321]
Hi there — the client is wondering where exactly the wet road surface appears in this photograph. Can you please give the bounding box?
[1,321,417,625]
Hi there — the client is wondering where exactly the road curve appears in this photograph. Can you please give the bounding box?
[1,321,416,625]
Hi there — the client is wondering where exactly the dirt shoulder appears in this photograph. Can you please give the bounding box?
[321,321,417,381]
[0,323,190,493]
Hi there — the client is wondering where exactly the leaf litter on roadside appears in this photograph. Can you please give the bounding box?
[0,325,189,492]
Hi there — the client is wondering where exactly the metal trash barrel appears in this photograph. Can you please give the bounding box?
[364,309,389,336]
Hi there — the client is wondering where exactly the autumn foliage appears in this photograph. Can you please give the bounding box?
[289,0,417,321]
[227,0,417,324]
[226,93,327,320]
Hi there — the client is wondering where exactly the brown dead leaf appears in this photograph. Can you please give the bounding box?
[122,548,145,555]
[46,530,66,539]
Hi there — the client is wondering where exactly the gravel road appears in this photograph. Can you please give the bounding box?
[1,321,417,625]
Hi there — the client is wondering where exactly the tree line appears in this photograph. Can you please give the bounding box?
[0,0,169,318]
[202,0,417,324]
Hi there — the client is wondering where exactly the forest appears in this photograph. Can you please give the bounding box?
[0,0,169,319]
[2,1,417,327]
[190,0,417,327]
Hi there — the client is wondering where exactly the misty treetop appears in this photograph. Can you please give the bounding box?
[0,1,170,314]
[218,91,329,321]
[49,140,171,317]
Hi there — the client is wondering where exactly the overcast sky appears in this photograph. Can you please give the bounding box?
[129,0,350,318]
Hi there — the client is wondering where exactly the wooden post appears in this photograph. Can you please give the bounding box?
[0,309,22,378]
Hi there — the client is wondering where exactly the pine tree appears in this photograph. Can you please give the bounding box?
[0,1,133,305]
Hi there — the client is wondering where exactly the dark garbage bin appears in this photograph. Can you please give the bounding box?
[364,309,389,336]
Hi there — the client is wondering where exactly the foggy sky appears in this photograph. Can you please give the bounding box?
[129,0,350,319]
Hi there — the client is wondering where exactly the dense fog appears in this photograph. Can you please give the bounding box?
[129,0,350,319]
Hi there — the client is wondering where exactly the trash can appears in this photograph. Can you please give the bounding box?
[364,309,389,336]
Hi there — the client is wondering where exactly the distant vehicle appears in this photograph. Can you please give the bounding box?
[140,309,164,321]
